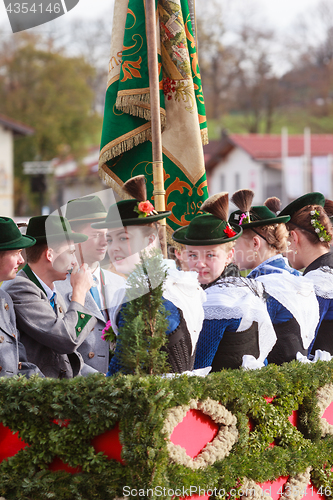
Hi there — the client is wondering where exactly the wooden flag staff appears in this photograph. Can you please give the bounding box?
[145,0,167,258]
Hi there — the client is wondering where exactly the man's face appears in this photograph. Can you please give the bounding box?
[50,241,77,279]
[74,224,107,266]
[186,244,234,285]
[0,249,24,281]
[106,226,153,275]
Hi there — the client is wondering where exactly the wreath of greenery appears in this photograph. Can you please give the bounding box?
[310,209,332,243]
[0,361,333,499]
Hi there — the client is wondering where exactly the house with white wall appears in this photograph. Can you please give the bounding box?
[53,146,111,209]
[0,114,34,217]
[204,132,333,210]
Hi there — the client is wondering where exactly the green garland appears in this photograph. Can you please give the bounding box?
[310,209,332,243]
[1,361,333,499]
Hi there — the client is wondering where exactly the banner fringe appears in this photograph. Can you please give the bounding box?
[98,166,133,200]
[116,94,166,130]
[201,128,209,145]
[99,131,152,164]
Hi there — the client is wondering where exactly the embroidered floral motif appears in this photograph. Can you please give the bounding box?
[310,210,332,243]
[163,77,177,100]
[121,57,142,82]
[162,78,196,112]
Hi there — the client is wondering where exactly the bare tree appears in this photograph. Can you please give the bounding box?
[281,0,333,121]
[196,0,281,131]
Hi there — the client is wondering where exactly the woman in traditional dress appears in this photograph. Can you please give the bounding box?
[229,189,319,364]
[278,192,333,357]
[172,192,277,371]
[91,175,206,375]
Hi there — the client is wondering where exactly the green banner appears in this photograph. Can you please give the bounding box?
[99,0,209,233]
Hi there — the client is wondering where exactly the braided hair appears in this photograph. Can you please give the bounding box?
[287,205,333,248]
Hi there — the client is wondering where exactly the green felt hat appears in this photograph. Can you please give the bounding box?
[172,213,242,246]
[26,216,88,245]
[229,206,290,229]
[279,192,326,218]
[0,217,36,251]
[91,199,171,229]
[66,196,107,223]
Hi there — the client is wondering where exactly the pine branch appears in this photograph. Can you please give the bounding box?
[118,249,170,375]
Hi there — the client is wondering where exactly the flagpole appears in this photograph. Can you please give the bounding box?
[281,127,288,207]
[145,0,167,258]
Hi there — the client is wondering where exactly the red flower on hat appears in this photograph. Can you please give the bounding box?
[224,225,236,238]
[134,200,155,218]
[138,201,154,213]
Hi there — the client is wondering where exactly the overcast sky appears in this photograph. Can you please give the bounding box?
[0,0,324,33]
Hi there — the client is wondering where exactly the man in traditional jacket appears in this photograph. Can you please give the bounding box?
[55,196,125,374]
[0,217,43,377]
[3,215,97,378]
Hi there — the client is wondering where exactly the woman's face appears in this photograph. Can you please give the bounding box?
[186,244,234,285]
[106,226,155,275]
[285,230,305,270]
[0,249,24,281]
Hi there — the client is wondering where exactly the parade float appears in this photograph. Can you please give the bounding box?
[1,0,330,498]
[1,360,333,499]
[1,254,333,500]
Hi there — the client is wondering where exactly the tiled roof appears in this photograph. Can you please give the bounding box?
[0,114,34,136]
[54,146,99,179]
[229,134,333,159]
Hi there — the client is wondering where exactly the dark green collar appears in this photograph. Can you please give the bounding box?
[22,264,47,297]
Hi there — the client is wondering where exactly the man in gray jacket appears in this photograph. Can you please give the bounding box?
[55,196,125,374]
[0,217,43,377]
[3,215,97,378]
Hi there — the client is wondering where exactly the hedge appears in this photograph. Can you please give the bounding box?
[1,361,333,499]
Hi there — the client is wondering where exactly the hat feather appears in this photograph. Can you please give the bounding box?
[123,175,147,202]
[324,199,333,217]
[200,192,229,221]
[264,196,281,214]
[231,189,254,213]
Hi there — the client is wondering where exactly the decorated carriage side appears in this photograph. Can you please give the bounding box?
[2,0,333,499]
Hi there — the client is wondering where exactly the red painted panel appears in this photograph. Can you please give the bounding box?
[48,456,82,474]
[322,402,333,425]
[170,409,219,459]
[259,476,288,500]
[299,482,322,499]
[91,422,124,464]
[248,417,255,432]
[0,422,29,463]
[264,396,275,404]
[288,410,298,427]
[52,419,70,427]
[258,478,323,500]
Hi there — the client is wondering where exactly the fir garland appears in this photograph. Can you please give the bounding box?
[0,362,332,498]
[117,249,170,376]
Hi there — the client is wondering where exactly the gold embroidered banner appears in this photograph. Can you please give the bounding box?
[99,0,209,232]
